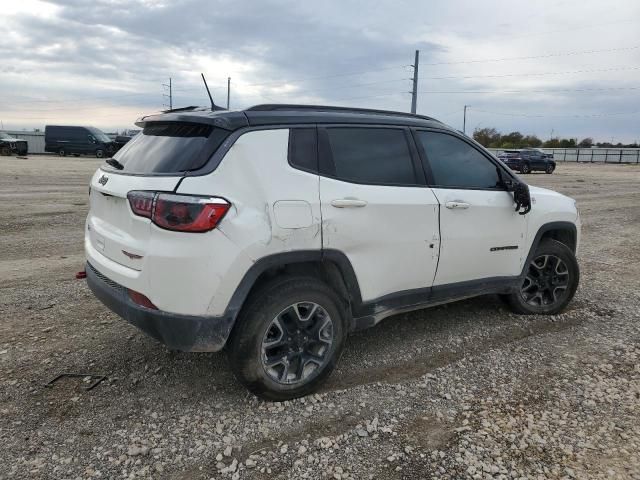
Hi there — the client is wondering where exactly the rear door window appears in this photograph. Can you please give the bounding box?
[109,122,229,174]
[321,127,418,185]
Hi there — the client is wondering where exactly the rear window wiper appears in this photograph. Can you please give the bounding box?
[105,158,124,170]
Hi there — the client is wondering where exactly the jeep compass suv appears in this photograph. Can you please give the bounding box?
[498,149,556,174]
[85,104,580,400]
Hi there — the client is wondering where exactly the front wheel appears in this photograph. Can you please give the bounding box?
[95,149,104,158]
[227,276,347,401]
[505,239,579,315]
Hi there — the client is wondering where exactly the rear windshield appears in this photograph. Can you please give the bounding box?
[109,122,228,174]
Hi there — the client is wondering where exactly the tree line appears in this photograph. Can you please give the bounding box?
[472,128,639,149]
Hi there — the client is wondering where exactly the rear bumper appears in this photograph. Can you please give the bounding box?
[85,262,233,352]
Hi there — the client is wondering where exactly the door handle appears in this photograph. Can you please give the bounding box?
[445,201,470,210]
[331,198,368,208]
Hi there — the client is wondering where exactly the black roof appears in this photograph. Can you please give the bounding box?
[136,104,448,131]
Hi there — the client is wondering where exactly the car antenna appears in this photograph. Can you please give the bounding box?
[201,73,215,111]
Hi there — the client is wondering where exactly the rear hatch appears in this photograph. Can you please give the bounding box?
[87,122,228,271]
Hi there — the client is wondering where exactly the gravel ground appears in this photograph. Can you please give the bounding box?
[1,156,639,479]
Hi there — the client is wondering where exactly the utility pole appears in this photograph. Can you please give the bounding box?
[227,77,231,110]
[463,105,470,135]
[410,50,419,114]
[163,78,173,110]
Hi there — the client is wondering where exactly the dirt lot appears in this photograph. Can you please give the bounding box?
[1,157,639,479]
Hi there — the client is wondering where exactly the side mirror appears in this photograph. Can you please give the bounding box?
[501,178,516,192]
[513,182,532,215]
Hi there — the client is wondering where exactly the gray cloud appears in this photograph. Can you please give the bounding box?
[1,0,639,142]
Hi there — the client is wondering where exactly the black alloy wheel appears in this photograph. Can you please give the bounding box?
[261,302,334,385]
[503,239,579,315]
[227,275,346,401]
[521,254,570,307]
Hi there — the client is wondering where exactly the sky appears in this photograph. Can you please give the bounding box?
[1,0,639,142]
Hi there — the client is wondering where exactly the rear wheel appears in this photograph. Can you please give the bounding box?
[505,239,579,315]
[58,149,66,157]
[227,276,347,401]
[0,146,10,156]
[545,163,555,174]
[95,149,104,158]
[520,162,531,174]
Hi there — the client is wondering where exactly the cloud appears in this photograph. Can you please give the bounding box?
[1,0,639,141]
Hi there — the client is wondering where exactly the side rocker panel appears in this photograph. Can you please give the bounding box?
[220,223,578,346]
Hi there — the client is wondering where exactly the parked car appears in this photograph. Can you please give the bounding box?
[45,125,115,158]
[498,148,556,174]
[85,104,580,400]
[113,135,133,153]
[0,132,29,156]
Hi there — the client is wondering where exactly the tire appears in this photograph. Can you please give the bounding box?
[545,163,555,174]
[0,146,10,156]
[520,163,531,174]
[95,149,104,158]
[58,149,66,157]
[505,239,579,315]
[227,276,347,401]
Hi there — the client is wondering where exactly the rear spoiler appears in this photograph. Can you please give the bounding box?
[135,109,248,131]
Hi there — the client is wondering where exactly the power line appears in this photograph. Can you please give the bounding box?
[7,45,639,109]
[417,86,640,94]
[422,65,640,81]
[490,18,639,42]
[470,108,640,118]
[180,45,640,91]
[257,78,407,95]
[421,45,640,66]
[172,65,406,94]
[4,78,400,111]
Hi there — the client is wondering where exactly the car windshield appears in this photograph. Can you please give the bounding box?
[88,128,111,143]
[0,132,12,140]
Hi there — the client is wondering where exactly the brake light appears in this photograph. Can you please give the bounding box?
[127,191,230,233]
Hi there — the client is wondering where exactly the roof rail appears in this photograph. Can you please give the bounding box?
[245,104,440,122]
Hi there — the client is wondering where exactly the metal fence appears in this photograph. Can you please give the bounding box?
[488,148,640,164]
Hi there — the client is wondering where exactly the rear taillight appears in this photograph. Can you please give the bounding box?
[127,191,155,218]
[127,191,230,233]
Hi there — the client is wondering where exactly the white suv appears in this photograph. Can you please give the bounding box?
[85,104,580,400]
